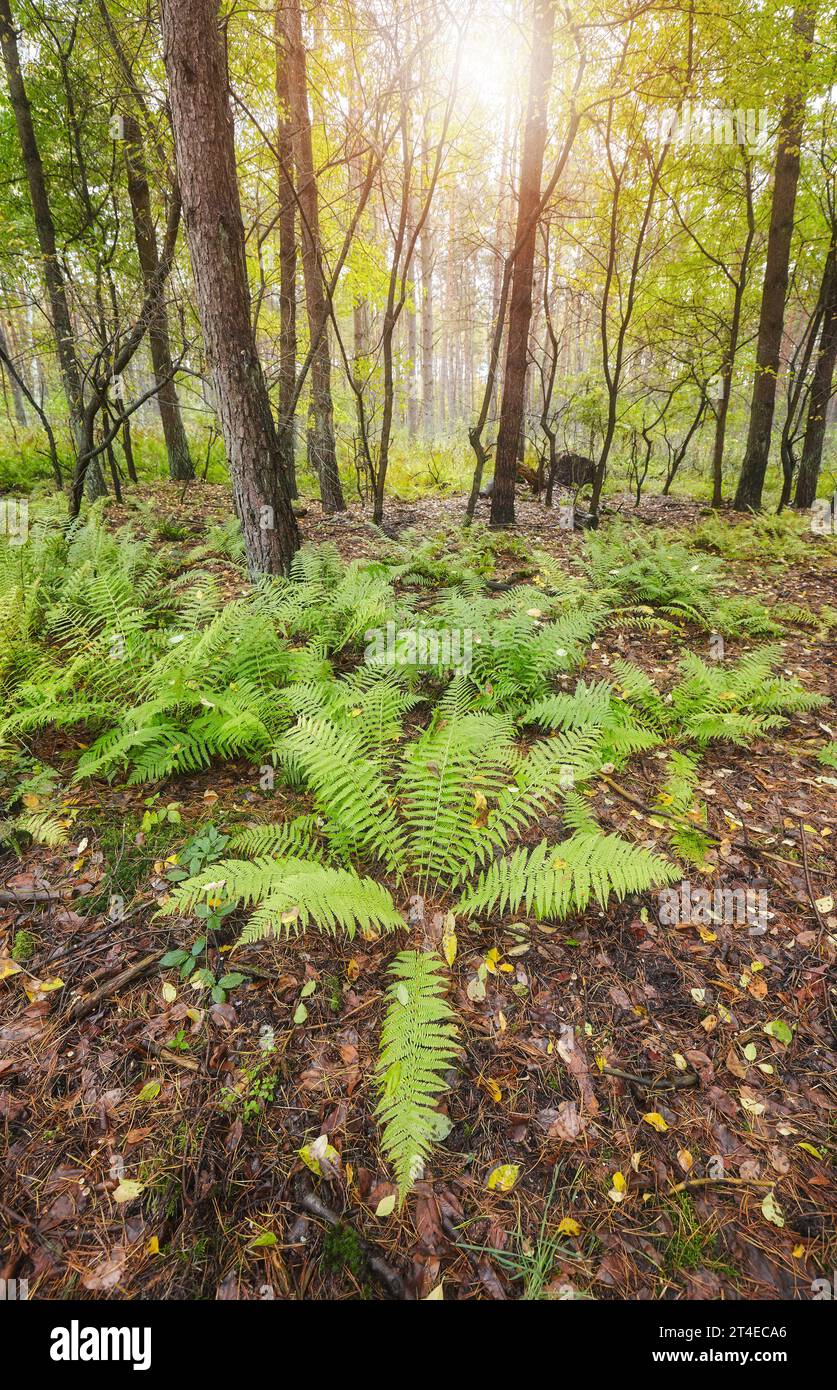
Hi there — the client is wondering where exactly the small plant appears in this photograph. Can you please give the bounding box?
[141,798,183,834]
[12,928,36,962]
[222,1058,278,1123]
[160,899,245,1003]
[167,824,229,880]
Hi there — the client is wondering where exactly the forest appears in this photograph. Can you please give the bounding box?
[0,0,835,1328]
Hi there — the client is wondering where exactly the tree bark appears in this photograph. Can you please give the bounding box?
[420,177,434,436]
[274,4,298,497]
[490,0,555,526]
[160,0,299,575]
[123,116,193,481]
[277,0,345,512]
[734,4,815,511]
[794,241,837,509]
[0,316,26,425]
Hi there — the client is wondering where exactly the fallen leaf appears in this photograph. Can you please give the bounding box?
[486,1163,519,1193]
[112,1178,145,1204]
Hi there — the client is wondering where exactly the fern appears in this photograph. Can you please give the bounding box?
[161,855,403,941]
[818,742,837,770]
[458,831,678,920]
[376,951,459,1204]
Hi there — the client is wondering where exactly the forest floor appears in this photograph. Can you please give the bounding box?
[1,483,836,1301]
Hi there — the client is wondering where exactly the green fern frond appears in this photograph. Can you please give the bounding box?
[817,742,837,770]
[458,832,677,920]
[376,950,459,1205]
[161,855,404,941]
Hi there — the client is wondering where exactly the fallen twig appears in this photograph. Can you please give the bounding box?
[299,1189,409,1300]
[602,1064,699,1092]
[66,949,166,1021]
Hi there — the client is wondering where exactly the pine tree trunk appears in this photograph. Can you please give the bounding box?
[490,0,555,526]
[160,0,299,575]
[734,5,814,511]
[795,242,837,509]
[279,0,344,512]
[274,4,298,497]
[123,116,193,481]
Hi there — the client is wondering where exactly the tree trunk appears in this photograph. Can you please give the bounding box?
[490,0,555,527]
[420,194,434,436]
[0,0,89,469]
[123,116,193,481]
[733,5,814,511]
[406,253,419,437]
[160,0,299,575]
[274,4,298,497]
[278,0,344,512]
[0,317,26,425]
[795,242,837,509]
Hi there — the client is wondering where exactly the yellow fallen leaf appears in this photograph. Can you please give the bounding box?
[147,1236,160,1255]
[0,957,23,981]
[797,1142,824,1160]
[487,1163,519,1193]
[346,958,360,981]
[677,1148,693,1172]
[161,982,177,1004]
[113,1179,145,1204]
[480,1076,502,1103]
[556,1217,581,1236]
[792,1244,805,1259]
[608,1171,627,1203]
[441,911,457,968]
[761,1189,784,1228]
[642,1112,669,1133]
[375,1194,396,1218]
[815,895,834,914]
[298,1135,340,1178]
[424,1282,444,1300]
[672,1052,688,1071]
[23,975,64,1001]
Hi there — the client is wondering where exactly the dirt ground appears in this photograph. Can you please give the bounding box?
[1,484,835,1300]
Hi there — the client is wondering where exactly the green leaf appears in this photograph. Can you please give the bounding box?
[763,1019,793,1046]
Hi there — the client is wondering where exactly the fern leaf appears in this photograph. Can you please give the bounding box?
[376,950,459,1205]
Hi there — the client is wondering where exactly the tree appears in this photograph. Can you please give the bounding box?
[97,1,193,482]
[0,0,89,479]
[490,0,555,527]
[277,0,345,513]
[159,0,299,575]
[274,1,298,496]
[795,238,837,508]
[734,4,815,511]
[123,116,193,481]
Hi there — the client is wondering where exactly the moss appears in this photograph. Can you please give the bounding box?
[321,1223,368,1282]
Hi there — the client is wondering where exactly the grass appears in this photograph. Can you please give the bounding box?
[660,1193,739,1282]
